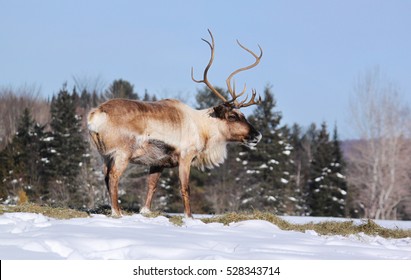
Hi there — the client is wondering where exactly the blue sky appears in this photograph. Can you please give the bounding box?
[1,0,410,139]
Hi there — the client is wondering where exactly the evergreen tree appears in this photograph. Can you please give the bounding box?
[14,109,44,199]
[307,122,332,216]
[195,86,229,109]
[0,109,44,202]
[289,123,318,215]
[307,122,347,217]
[79,89,91,108]
[79,89,102,109]
[287,123,309,214]
[329,125,347,216]
[142,90,158,102]
[239,85,294,214]
[0,148,11,200]
[33,122,49,199]
[76,88,107,208]
[104,79,139,100]
[47,85,87,206]
[11,108,35,181]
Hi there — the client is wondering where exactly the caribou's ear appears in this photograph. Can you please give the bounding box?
[212,104,230,119]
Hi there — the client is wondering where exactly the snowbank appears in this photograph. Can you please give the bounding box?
[0,213,410,260]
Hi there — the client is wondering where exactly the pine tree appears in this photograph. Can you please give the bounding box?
[142,90,158,102]
[239,85,293,214]
[287,123,309,215]
[33,122,49,199]
[307,122,347,217]
[329,125,347,216]
[308,122,332,216]
[14,109,43,199]
[195,86,229,109]
[47,85,87,206]
[12,108,35,180]
[0,108,44,202]
[0,146,15,201]
[75,88,106,208]
[104,79,139,100]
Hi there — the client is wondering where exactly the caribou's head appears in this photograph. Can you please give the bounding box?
[191,29,263,148]
[212,104,261,147]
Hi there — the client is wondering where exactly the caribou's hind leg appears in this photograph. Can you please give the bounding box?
[105,153,129,217]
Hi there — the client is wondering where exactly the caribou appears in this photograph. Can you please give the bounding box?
[87,30,263,217]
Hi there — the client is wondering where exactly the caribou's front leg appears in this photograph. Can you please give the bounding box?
[140,166,163,214]
[179,154,194,218]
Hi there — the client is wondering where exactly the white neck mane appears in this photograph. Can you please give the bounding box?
[190,108,228,170]
[192,140,227,171]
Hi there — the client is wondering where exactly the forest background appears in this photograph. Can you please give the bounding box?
[1,70,410,220]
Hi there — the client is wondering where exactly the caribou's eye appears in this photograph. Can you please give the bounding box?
[228,114,238,122]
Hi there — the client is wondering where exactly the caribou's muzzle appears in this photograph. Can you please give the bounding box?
[244,130,262,147]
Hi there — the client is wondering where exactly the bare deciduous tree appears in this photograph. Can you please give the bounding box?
[347,68,411,220]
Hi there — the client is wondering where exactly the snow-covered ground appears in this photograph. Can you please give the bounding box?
[0,212,410,260]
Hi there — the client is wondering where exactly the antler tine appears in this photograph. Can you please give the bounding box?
[225,39,263,107]
[233,80,248,98]
[191,29,228,103]
[236,89,262,108]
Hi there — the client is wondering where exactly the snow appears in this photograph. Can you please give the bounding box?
[280,178,289,184]
[282,150,291,156]
[315,176,323,182]
[0,212,410,260]
[268,159,279,165]
[336,172,345,178]
[42,136,54,142]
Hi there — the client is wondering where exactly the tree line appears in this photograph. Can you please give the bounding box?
[1,71,410,219]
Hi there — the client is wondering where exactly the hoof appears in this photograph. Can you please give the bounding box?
[111,208,122,218]
[184,213,193,219]
[139,206,151,214]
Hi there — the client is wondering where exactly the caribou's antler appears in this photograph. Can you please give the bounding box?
[226,41,263,108]
[191,29,228,103]
[191,29,263,108]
